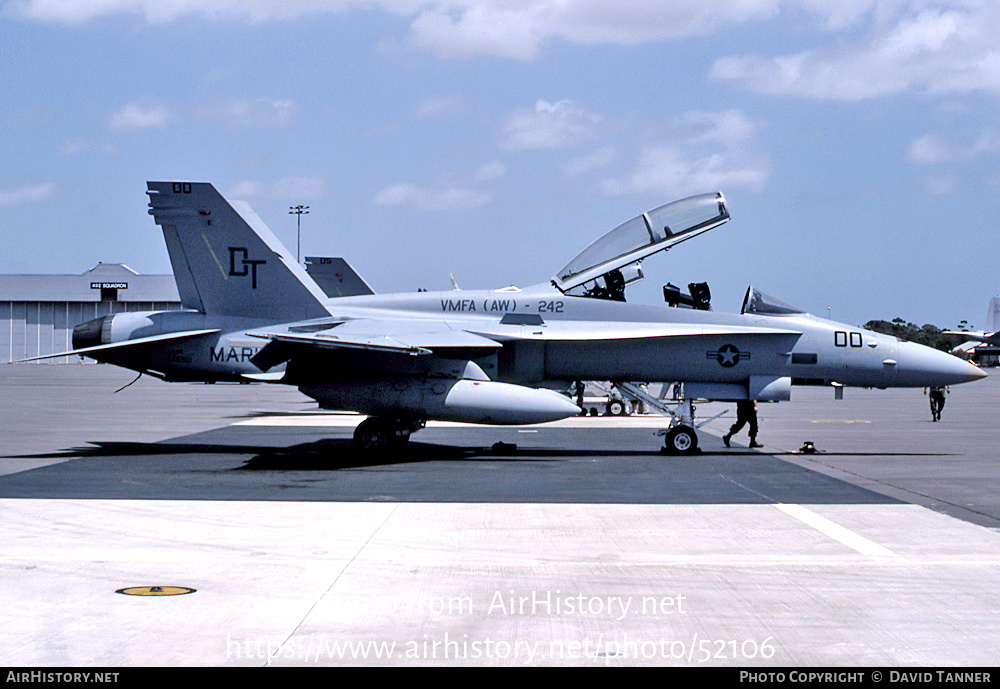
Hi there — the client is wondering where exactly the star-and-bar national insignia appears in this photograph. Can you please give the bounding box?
[707,344,750,367]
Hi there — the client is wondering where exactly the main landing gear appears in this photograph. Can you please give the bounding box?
[606,398,629,417]
[352,416,425,455]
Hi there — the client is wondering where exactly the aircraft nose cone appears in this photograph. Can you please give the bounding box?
[966,363,988,382]
[901,342,987,386]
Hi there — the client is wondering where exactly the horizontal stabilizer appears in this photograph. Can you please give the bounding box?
[12,329,220,363]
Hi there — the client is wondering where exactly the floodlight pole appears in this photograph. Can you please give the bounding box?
[289,205,309,263]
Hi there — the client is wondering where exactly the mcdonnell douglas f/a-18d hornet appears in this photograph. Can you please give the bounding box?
[24,182,985,453]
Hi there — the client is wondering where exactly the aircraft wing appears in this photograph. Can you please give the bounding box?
[247,319,503,370]
[944,330,1000,345]
[247,316,800,373]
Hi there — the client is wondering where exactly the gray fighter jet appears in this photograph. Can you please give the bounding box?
[24,182,986,453]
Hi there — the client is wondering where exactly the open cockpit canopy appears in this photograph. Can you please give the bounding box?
[553,192,728,295]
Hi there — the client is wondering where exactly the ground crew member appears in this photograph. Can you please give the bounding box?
[723,399,762,448]
[924,386,949,422]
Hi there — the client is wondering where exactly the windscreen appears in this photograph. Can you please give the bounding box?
[741,286,804,315]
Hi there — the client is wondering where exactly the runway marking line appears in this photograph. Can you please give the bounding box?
[775,503,900,560]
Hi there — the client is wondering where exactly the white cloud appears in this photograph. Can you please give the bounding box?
[229,176,327,201]
[908,134,954,164]
[795,0,878,31]
[23,0,995,86]
[415,94,466,117]
[499,100,601,152]
[229,180,265,198]
[908,131,1000,164]
[109,102,172,130]
[473,160,506,182]
[562,146,617,176]
[672,110,758,148]
[409,4,545,61]
[205,98,297,127]
[271,176,327,199]
[59,138,117,156]
[373,182,491,210]
[601,110,768,197]
[3,1,781,60]
[0,181,56,207]
[109,98,297,133]
[547,1,780,45]
[601,147,768,198]
[712,5,1000,100]
[373,156,504,210]
[3,0,368,24]
[918,173,958,196]
[408,1,782,60]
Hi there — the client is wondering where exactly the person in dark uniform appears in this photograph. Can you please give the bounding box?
[574,381,586,415]
[924,386,949,422]
[723,399,762,448]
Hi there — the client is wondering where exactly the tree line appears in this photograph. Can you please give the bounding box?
[863,319,962,352]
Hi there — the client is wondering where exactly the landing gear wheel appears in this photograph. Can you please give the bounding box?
[353,417,416,455]
[353,418,395,455]
[606,399,627,416]
[662,425,699,454]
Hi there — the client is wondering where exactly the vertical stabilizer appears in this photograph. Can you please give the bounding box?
[986,296,1000,334]
[147,182,331,322]
[304,256,375,297]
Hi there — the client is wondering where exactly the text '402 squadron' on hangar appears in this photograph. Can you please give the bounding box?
[24,182,985,454]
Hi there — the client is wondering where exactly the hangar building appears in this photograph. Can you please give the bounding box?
[1,263,180,364]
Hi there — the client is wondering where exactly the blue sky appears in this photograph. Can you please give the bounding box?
[1,1,998,329]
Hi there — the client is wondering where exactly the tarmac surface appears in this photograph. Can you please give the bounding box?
[1,363,999,666]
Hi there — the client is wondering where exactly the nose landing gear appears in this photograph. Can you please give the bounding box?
[661,424,699,454]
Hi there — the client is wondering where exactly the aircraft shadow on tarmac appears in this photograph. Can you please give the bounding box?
[0,432,925,506]
[14,437,951,469]
[15,438,664,469]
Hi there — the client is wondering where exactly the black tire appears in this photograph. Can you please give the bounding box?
[607,399,626,416]
[353,418,404,455]
[663,425,698,454]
